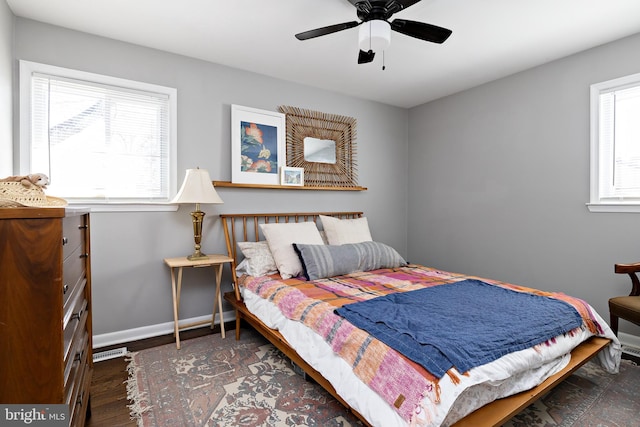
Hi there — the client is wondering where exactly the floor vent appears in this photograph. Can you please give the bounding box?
[93,347,127,363]
[622,345,640,358]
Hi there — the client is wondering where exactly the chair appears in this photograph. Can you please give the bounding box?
[610,262,640,335]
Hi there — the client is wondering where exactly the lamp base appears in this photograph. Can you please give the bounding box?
[187,207,208,260]
[187,250,209,261]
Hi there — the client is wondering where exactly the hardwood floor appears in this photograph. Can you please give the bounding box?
[86,323,227,427]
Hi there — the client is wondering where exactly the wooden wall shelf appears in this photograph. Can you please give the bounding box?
[213,181,367,191]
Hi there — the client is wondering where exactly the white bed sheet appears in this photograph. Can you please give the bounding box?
[241,287,621,427]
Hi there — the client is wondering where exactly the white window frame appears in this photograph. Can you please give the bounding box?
[588,71,640,213]
[19,60,178,212]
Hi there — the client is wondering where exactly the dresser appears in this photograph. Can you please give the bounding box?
[0,207,92,427]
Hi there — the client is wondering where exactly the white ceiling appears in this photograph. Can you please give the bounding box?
[7,0,640,108]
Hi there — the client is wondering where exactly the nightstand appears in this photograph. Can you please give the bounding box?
[163,254,233,349]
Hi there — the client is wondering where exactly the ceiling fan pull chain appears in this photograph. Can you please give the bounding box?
[382,50,386,71]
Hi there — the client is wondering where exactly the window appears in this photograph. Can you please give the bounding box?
[19,61,177,210]
[589,72,640,212]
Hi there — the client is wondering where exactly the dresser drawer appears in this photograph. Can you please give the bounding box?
[65,329,89,409]
[62,215,85,261]
[63,245,87,311]
[70,360,92,427]
[64,286,88,384]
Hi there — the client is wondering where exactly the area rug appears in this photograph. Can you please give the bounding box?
[127,329,639,427]
[126,328,362,426]
[505,357,639,427]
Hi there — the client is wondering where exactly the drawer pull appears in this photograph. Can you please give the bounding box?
[74,349,84,362]
[78,224,88,230]
[63,284,69,294]
[80,253,89,259]
[76,391,84,406]
[71,308,84,321]
[62,237,68,245]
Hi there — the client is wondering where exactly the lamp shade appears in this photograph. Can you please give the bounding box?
[358,20,391,52]
[172,168,224,204]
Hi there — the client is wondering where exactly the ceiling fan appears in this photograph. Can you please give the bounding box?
[295,0,452,64]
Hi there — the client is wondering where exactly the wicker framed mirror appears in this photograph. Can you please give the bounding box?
[278,106,358,188]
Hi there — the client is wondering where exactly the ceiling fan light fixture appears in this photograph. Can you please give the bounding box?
[358,20,391,52]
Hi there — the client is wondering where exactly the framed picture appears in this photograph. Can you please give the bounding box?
[231,104,286,185]
[280,166,304,186]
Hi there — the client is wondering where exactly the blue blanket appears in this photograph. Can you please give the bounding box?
[335,279,583,378]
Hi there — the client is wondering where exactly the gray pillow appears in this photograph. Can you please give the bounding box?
[293,241,407,281]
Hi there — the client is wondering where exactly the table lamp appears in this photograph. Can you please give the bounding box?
[172,167,224,260]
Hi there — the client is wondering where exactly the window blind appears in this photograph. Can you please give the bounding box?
[598,84,640,200]
[30,73,171,201]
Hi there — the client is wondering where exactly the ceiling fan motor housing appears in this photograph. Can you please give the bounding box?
[355,0,403,21]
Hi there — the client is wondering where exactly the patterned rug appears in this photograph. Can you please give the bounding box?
[126,328,362,426]
[126,329,639,427]
[505,356,640,427]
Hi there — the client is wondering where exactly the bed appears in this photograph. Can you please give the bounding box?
[220,211,621,427]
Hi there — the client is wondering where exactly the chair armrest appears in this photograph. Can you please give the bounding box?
[614,262,640,274]
[614,262,640,296]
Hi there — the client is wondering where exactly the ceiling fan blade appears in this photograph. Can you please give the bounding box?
[391,19,452,44]
[295,21,360,40]
[358,49,375,64]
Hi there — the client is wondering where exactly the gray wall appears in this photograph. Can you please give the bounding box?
[408,32,640,337]
[13,18,409,338]
[0,0,12,175]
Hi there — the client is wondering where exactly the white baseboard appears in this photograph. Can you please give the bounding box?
[92,309,236,350]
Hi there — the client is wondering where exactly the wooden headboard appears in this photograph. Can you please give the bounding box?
[219,211,363,299]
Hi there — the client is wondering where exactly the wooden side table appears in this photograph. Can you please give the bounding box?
[163,254,233,349]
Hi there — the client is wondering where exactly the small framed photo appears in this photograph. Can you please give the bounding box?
[231,104,286,185]
[280,167,304,186]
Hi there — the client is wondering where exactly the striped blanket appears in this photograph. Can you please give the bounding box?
[241,265,603,423]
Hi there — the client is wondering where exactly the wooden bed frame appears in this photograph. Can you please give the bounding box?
[220,212,610,427]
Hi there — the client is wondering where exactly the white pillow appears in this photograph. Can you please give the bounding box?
[260,222,324,279]
[319,215,373,245]
[236,241,278,277]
